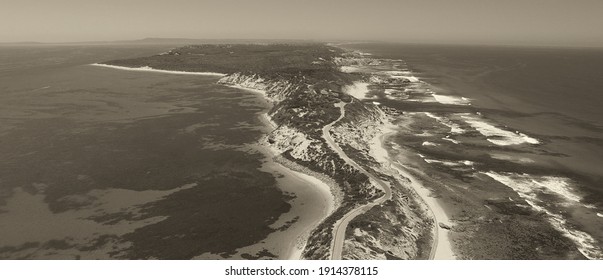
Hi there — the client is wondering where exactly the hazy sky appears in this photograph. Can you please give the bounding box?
[1,0,602,47]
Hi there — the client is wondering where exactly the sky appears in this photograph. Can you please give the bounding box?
[1,0,602,47]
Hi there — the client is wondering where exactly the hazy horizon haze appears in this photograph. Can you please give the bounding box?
[1,0,602,48]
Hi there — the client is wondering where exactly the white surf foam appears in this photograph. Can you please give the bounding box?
[485,172,581,203]
[490,153,535,164]
[339,66,361,73]
[442,137,460,144]
[432,94,471,105]
[394,75,419,83]
[384,89,399,95]
[483,171,602,259]
[382,70,413,76]
[462,115,539,146]
[343,81,370,100]
[422,141,438,146]
[91,63,226,76]
[424,112,466,134]
[424,158,474,167]
[373,72,420,83]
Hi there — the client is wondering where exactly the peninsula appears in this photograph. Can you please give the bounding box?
[97,44,436,259]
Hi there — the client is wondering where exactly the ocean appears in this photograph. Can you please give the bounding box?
[0,45,327,259]
[2,43,602,260]
[343,43,603,259]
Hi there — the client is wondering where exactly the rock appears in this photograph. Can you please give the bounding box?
[438,222,452,230]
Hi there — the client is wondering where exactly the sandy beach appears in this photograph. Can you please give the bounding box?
[86,64,339,259]
[90,63,226,76]
[223,87,338,259]
[369,115,456,259]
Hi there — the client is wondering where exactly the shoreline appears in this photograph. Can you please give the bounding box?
[90,63,226,76]
[325,102,395,260]
[337,47,457,259]
[232,86,340,260]
[342,44,603,259]
[369,112,456,259]
[88,62,339,259]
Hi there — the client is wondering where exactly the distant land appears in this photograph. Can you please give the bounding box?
[0,37,319,46]
[3,38,603,51]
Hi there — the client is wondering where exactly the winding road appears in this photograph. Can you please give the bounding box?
[322,101,449,260]
[322,102,393,260]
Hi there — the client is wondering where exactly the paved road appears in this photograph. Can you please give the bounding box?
[322,102,393,260]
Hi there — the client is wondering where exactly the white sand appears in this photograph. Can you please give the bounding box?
[390,160,456,259]
[343,81,370,100]
[368,115,455,259]
[213,85,336,260]
[280,164,335,259]
[250,148,335,260]
[90,63,226,76]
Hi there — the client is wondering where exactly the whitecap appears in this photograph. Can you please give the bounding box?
[424,112,466,134]
[483,171,602,259]
[432,94,471,105]
[462,115,539,146]
[343,81,370,100]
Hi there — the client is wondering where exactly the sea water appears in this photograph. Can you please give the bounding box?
[0,45,317,259]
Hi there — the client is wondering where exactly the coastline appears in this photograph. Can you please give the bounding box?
[368,112,456,259]
[90,63,227,76]
[88,60,341,259]
[92,51,459,260]
[386,148,456,259]
[231,87,340,260]
[70,43,603,260]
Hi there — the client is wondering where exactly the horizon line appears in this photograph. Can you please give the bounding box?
[1,37,602,50]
